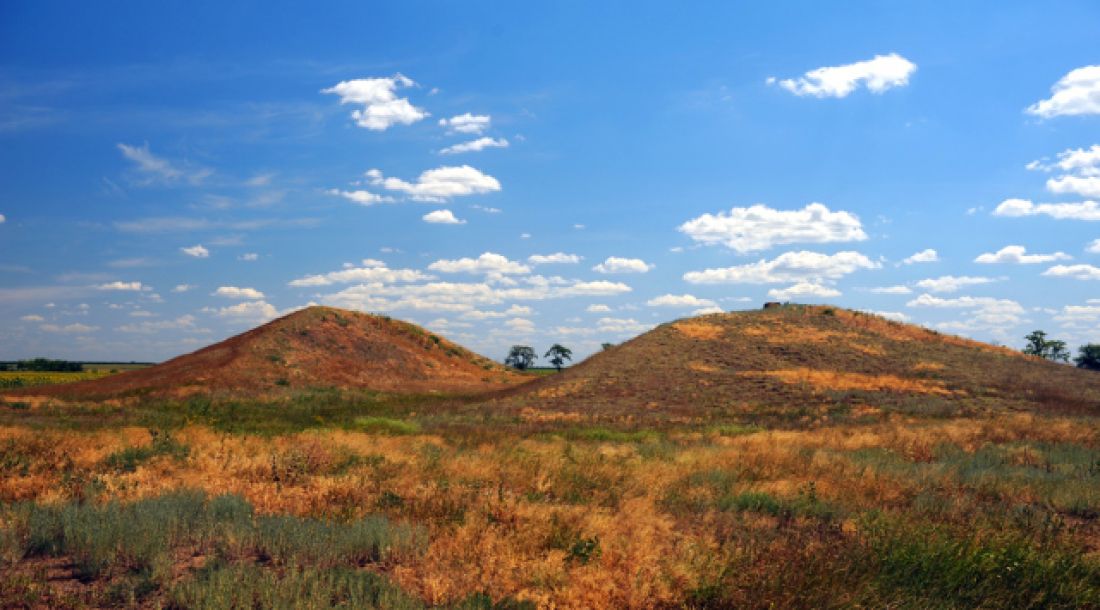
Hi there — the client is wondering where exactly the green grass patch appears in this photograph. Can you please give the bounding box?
[353,417,422,435]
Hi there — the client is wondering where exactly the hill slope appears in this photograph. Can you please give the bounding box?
[504,305,1100,425]
[11,306,524,400]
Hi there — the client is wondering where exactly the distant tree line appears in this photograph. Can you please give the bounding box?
[504,344,574,372]
[0,358,84,372]
[1024,330,1100,370]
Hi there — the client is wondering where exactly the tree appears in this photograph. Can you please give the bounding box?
[504,345,537,371]
[601,342,615,351]
[1075,344,1100,371]
[544,344,573,372]
[1022,330,1070,362]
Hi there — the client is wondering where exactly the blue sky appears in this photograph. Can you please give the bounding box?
[2,1,1100,362]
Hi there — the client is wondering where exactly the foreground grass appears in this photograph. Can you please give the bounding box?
[2,394,1100,607]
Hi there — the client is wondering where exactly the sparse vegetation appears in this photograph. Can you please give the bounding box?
[543,344,572,372]
[4,306,1100,607]
[1024,329,1071,362]
[504,345,537,371]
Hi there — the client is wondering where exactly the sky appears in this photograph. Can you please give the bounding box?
[1,1,1100,363]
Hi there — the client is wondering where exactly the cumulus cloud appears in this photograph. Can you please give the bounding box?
[322,75,428,130]
[684,250,878,284]
[1053,304,1100,328]
[422,209,464,225]
[439,113,490,134]
[172,284,195,293]
[209,300,279,322]
[288,261,431,288]
[117,315,198,334]
[327,189,394,206]
[586,304,612,313]
[1042,264,1100,280]
[1046,175,1100,198]
[1087,239,1100,253]
[239,253,259,262]
[429,252,530,275]
[40,323,98,333]
[646,294,717,308]
[440,137,508,155]
[97,281,146,292]
[993,198,1100,221]
[678,202,866,253]
[767,282,841,300]
[868,285,912,294]
[214,286,265,299]
[592,257,653,274]
[1026,65,1100,118]
[769,53,916,98]
[367,165,501,202]
[902,248,938,264]
[1031,145,1100,175]
[0,214,5,223]
[528,252,582,265]
[914,275,998,293]
[181,244,209,258]
[974,245,1071,264]
[20,314,44,322]
[907,293,1026,332]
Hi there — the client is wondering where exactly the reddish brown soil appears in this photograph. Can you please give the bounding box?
[7,306,526,401]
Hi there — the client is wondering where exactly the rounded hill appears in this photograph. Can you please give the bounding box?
[503,305,1100,424]
[11,306,525,400]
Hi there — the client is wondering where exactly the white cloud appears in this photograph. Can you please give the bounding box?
[172,284,195,293]
[1030,145,1100,176]
[0,214,5,223]
[529,252,582,265]
[20,314,44,322]
[214,286,265,299]
[907,293,1026,331]
[592,257,653,274]
[586,304,612,313]
[117,142,182,181]
[646,294,717,308]
[678,202,866,253]
[368,165,501,201]
[117,315,198,334]
[239,253,259,262]
[868,285,912,294]
[322,75,428,130]
[692,306,725,315]
[768,282,841,300]
[902,248,938,264]
[863,310,911,322]
[914,275,998,293]
[1046,175,1100,198]
[40,323,98,333]
[429,252,530,275]
[1026,65,1100,118]
[327,188,394,206]
[209,300,279,322]
[439,113,490,134]
[1042,264,1100,280]
[1087,239,1100,253]
[770,53,917,98]
[440,137,509,155]
[554,317,653,337]
[974,245,1071,264]
[1053,304,1100,328]
[181,244,209,258]
[288,262,431,288]
[97,281,146,292]
[422,209,466,225]
[993,198,1100,221]
[684,250,878,284]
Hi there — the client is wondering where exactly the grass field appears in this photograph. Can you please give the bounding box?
[0,371,117,390]
[2,390,1100,608]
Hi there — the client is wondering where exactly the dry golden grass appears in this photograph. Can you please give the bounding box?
[740,368,958,396]
[4,409,1099,607]
[672,321,724,340]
